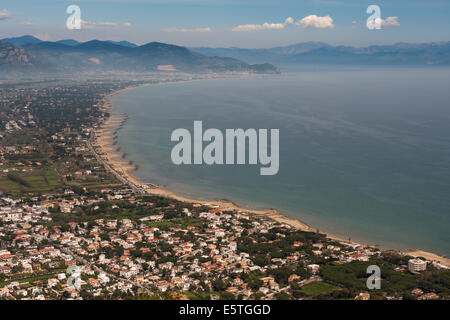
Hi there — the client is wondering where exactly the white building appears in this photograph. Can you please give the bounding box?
[408,259,427,272]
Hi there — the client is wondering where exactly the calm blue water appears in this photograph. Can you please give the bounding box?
[113,68,450,256]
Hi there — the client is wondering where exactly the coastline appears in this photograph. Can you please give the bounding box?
[92,80,450,268]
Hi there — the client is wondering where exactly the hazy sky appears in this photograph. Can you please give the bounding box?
[1,0,449,48]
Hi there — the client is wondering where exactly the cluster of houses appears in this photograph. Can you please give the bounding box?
[0,190,356,299]
[1,189,446,300]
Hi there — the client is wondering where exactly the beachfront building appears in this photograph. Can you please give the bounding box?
[408,259,427,272]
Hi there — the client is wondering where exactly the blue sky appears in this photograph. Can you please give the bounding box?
[0,0,449,48]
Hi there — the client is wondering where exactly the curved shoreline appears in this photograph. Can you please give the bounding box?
[93,80,450,267]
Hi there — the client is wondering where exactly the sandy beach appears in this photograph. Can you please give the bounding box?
[92,81,450,268]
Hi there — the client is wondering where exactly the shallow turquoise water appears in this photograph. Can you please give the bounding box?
[113,68,450,256]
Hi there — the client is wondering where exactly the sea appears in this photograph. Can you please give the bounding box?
[112,67,450,256]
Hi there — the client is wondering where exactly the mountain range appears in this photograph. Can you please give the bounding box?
[192,41,450,66]
[1,35,450,76]
[0,35,278,74]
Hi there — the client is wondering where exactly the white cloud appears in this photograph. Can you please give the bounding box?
[285,17,294,25]
[0,9,12,20]
[367,16,400,29]
[232,17,294,32]
[20,21,33,26]
[162,27,212,33]
[65,20,132,30]
[88,57,101,65]
[381,16,400,27]
[296,15,334,29]
[80,20,120,29]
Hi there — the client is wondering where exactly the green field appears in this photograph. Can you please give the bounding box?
[0,168,60,194]
[147,217,204,228]
[0,268,66,287]
[4,133,33,145]
[182,291,219,300]
[300,281,337,297]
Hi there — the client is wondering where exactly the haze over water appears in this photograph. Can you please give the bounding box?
[113,68,450,256]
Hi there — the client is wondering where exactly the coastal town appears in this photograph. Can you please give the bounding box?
[0,78,449,300]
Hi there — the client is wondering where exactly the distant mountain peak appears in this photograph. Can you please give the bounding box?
[56,39,80,46]
[106,40,137,48]
[1,35,43,46]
